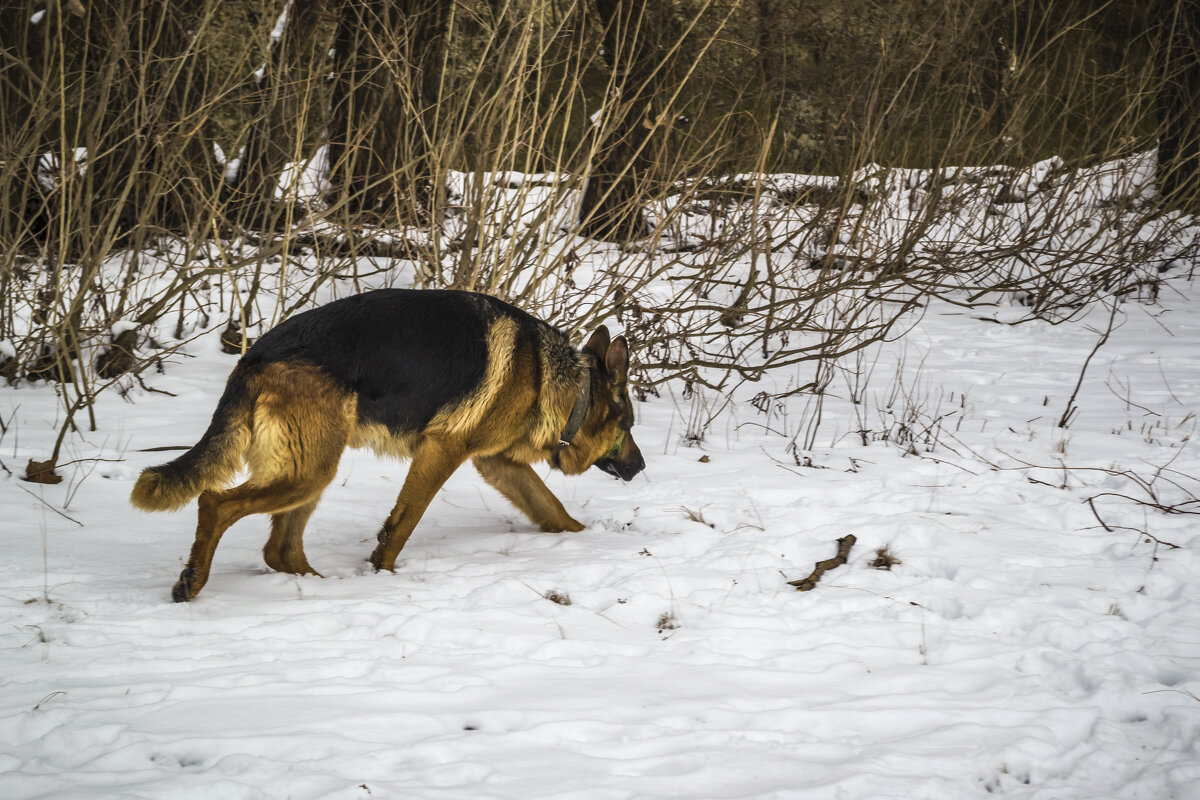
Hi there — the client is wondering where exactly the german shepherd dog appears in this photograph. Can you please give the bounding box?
[130,289,645,602]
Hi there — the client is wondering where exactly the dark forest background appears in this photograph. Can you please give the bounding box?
[2,0,1196,251]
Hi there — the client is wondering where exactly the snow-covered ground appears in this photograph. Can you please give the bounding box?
[3,163,1200,798]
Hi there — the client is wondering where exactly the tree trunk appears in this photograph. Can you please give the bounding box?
[326,0,447,225]
[0,0,48,250]
[976,0,1024,165]
[1156,0,1200,213]
[578,0,659,243]
[82,0,223,237]
[234,0,331,230]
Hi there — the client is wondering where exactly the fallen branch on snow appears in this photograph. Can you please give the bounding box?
[789,534,857,592]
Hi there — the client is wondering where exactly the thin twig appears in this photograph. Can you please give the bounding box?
[1058,300,1121,428]
[16,485,84,527]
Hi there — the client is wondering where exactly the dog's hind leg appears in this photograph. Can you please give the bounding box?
[263,497,323,576]
[174,481,325,602]
[473,454,584,533]
[173,363,352,601]
[370,438,466,572]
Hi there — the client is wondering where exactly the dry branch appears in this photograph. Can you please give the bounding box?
[789,534,857,591]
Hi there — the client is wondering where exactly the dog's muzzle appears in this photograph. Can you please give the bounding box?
[594,453,645,482]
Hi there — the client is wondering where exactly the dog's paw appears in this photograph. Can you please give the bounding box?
[171,569,194,603]
[367,551,394,573]
[542,517,585,533]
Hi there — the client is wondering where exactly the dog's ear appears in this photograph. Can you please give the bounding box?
[606,336,629,386]
[585,326,610,360]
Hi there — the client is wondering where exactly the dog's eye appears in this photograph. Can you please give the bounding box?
[612,398,634,430]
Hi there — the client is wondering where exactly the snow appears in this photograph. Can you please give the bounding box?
[277,145,331,204]
[34,149,88,192]
[3,156,1200,798]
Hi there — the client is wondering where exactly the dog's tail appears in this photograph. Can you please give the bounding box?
[130,369,254,511]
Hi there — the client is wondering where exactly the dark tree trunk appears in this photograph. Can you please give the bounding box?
[0,0,48,250]
[81,0,223,238]
[1,0,224,254]
[1156,0,1200,213]
[327,0,446,225]
[578,0,659,243]
[234,0,331,229]
[976,1,1025,165]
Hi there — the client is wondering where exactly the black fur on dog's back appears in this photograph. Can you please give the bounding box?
[242,289,549,433]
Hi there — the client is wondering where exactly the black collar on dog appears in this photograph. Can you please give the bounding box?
[555,357,592,452]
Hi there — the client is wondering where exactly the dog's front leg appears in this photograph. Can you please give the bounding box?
[473,454,584,533]
[370,437,466,572]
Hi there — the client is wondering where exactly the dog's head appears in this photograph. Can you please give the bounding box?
[553,327,645,482]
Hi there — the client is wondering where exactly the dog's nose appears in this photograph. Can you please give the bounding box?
[595,456,643,481]
[616,454,644,482]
